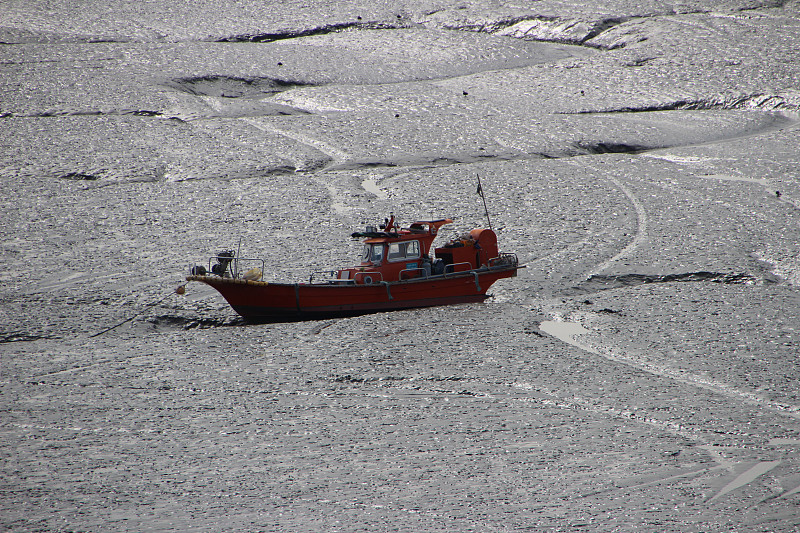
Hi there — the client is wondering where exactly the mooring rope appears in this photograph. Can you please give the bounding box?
[89,283,187,338]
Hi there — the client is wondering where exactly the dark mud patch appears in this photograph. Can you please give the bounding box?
[333,374,368,384]
[596,307,622,315]
[164,75,316,99]
[330,374,470,388]
[146,314,245,330]
[217,21,404,43]
[331,374,408,385]
[129,110,161,116]
[565,271,762,295]
[161,164,299,183]
[567,93,800,113]
[75,164,299,187]
[1,332,60,343]
[2,109,162,118]
[623,57,658,67]
[570,141,650,155]
[58,172,101,181]
[325,148,641,172]
[326,142,669,172]
[327,150,529,171]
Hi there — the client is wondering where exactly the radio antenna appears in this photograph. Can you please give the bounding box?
[476,174,493,232]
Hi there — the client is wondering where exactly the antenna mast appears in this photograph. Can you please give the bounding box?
[476,174,493,232]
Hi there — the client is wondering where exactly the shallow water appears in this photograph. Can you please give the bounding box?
[538,319,589,341]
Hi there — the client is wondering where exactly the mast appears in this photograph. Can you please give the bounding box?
[476,174,493,232]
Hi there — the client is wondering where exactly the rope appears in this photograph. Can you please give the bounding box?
[89,284,186,338]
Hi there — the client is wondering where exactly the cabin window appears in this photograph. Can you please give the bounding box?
[387,240,420,262]
[362,244,384,263]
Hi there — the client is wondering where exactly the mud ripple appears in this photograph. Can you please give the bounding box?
[566,92,800,113]
[164,75,316,99]
[217,21,405,43]
[420,10,627,47]
[567,271,761,294]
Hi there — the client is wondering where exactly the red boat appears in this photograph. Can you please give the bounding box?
[186,215,522,322]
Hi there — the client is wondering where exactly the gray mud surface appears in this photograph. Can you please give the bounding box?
[2,1,800,531]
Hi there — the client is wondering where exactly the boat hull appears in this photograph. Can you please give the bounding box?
[188,267,518,322]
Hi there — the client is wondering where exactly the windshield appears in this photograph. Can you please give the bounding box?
[362,244,384,264]
[387,240,420,262]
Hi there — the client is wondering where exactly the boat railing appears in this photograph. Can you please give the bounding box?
[444,262,473,274]
[488,253,518,269]
[309,270,347,283]
[234,257,267,279]
[353,271,383,284]
[399,267,429,281]
[207,255,266,280]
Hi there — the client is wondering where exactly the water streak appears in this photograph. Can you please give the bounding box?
[708,461,781,502]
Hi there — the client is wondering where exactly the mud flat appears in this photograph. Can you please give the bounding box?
[2,1,800,531]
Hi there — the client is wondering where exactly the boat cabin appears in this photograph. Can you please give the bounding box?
[337,216,500,284]
[435,228,499,273]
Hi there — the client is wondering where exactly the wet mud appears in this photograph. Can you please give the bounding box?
[2,1,800,532]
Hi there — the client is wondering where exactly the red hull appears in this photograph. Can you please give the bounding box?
[188,267,518,322]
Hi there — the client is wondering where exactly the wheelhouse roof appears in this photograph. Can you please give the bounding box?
[361,218,453,244]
